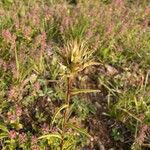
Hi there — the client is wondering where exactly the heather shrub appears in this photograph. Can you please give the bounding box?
[0,0,150,149]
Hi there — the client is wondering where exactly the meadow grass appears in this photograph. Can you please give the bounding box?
[0,0,150,149]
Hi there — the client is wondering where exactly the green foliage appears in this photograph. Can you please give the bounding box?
[0,0,150,149]
[66,123,91,138]
[52,104,68,125]
[71,99,96,120]
[111,127,124,142]
[71,89,100,95]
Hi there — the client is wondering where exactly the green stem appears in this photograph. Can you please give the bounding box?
[14,46,19,79]
[60,76,72,150]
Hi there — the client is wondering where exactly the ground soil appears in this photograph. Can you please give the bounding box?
[81,67,133,150]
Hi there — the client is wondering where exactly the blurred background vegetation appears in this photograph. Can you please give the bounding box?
[0,0,150,149]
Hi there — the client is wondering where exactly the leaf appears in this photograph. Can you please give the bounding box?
[71,89,100,95]
[0,133,8,139]
[66,123,91,138]
[99,77,116,96]
[52,104,69,124]
[79,61,100,72]
[0,124,9,133]
[38,133,62,140]
[102,48,110,59]
[118,108,142,123]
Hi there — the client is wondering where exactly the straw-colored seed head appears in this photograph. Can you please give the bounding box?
[57,40,98,76]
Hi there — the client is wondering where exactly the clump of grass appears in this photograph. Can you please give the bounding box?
[109,72,150,149]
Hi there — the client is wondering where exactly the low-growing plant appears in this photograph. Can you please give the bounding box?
[108,72,150,149]
[0,0,150,149]
[39,39,100,149]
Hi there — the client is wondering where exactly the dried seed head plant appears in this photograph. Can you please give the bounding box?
[55,39,100,149]
[39,40,100,149]
[57,39,99,77]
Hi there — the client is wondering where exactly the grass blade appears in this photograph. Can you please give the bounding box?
[38,133,62,140]
[71,89,100,95]
[0,133,8,139]
[52,104,69,124]
[118,108,142,123]
[0,124,9,133]
[66,123,91,138]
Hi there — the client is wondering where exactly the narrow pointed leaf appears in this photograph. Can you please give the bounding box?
[0,124,9,133]
[52,104,69,124]
[79,62,100,72]
[0,133,8,139]
[66,123,91,138]
[38,133,62,140]
[71,89,100,95]
[118,108,142,122]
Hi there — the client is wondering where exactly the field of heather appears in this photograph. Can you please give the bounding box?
[0,0,150,149]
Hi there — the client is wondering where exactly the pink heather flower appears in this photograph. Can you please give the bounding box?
[2,29,12,42]
[34,82,40,92]
[7,112,17,122]
[44,6,53,21]
[62,17,70,30]
[12,14,19,29]
[41,123,49,134]
[139,114,145,121]
[31,135,40,150]
[30,4,40,26]
[51,127,58,132]
[2,29,16,46]
[107,23,114,35]
[145,7,150,14]
[16,106,22,117]
[40,32,47,52]
[114,0,124,8]
[60,25,65,33]
[7,87,18,100]
[19,132,27,144]
[31,135,38,145]
[143,18,150,28]
[9,130,17,139]
[35,32,47,53]
[46,45,52,56]
[23,26,32,38]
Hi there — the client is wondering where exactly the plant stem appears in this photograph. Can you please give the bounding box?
[60,76,73,150]
[14,46,20,79]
